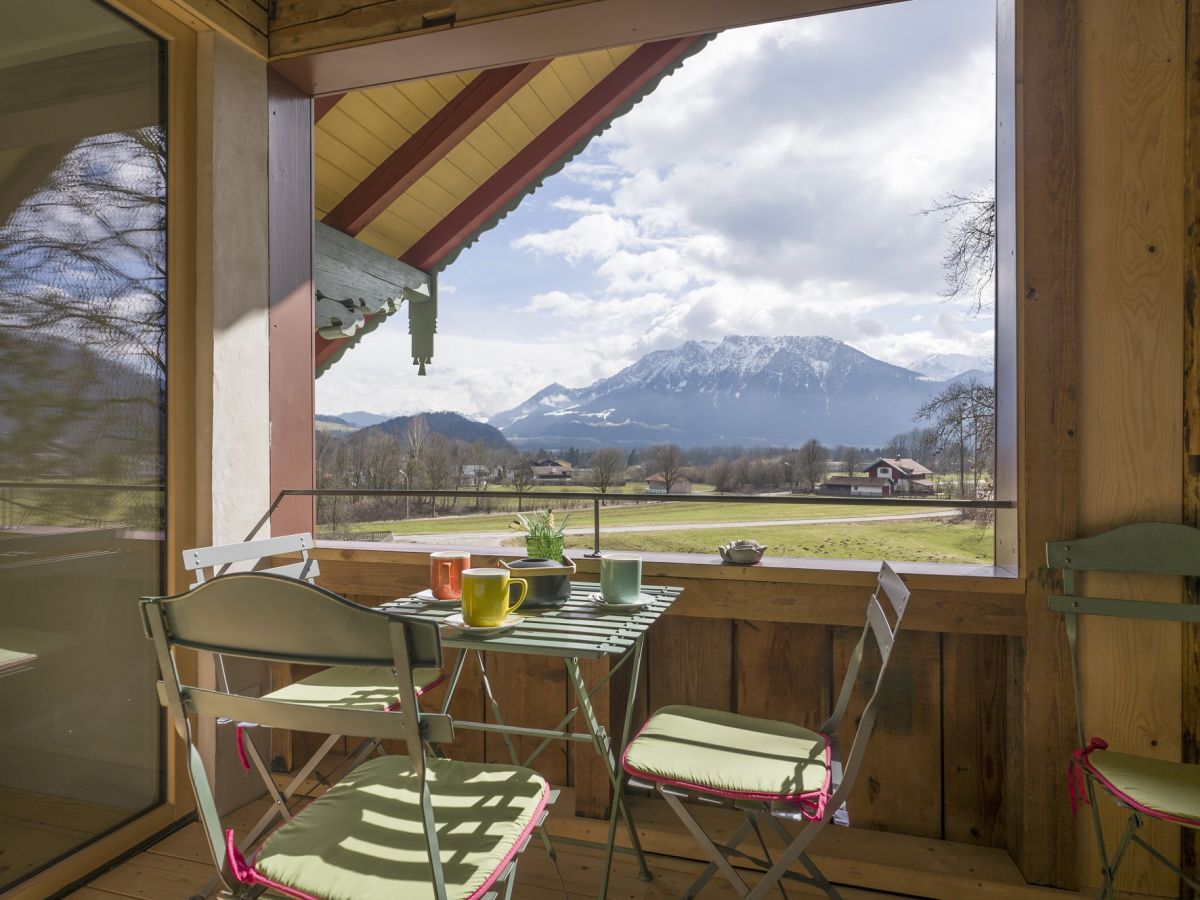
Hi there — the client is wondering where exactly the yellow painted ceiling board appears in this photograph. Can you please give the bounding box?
[320,114,394,169]
[440,140,493,186]
[608,43,638,67]
[353,93,417,152]
[360,213,424,258]
[486,102,538,151]
[550,54,595,103]
[429,71,474,104]
[398,78,457,119]
[509,76,557,130]
[418,157,476,204]
[577,47,617,85]
[528,68,573,117]
[397,177,458,226]
[465,117,523,159]
[365,84,432,136]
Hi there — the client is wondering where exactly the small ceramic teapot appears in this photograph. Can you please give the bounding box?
[718,539,767,565]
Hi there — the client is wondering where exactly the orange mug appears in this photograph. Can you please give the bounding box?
[430,551,470,600]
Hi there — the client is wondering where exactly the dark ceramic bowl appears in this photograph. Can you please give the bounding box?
[503,556,575,610]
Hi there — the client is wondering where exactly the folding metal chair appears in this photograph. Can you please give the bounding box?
[1048,522,1200,899]
[621,561,910,899]
[143,572,550,900]
[182,535,444,862]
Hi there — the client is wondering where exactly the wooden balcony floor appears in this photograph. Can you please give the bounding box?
[60,793,899,900]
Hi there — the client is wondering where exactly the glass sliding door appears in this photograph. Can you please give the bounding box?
[0,0,167,889]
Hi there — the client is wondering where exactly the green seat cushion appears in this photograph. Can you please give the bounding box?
[263,665,442,711]
[255,756,548,900]
[1086,750,1200,826]
[622,705,830,814]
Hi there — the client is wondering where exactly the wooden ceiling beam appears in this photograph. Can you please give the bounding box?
[313,92,345,122]
[398,35,702,273]
[322,60,548,237]
[270,0,902,94]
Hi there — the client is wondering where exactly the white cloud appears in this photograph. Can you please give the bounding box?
[321,0,997,419]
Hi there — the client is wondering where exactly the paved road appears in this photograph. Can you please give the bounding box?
[387,510,959,546]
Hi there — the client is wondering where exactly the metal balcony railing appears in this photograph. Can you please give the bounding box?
[255,487,1014,558]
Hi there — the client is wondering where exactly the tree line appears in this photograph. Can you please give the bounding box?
[316,377,995,527]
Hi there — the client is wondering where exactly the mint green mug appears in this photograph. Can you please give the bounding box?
[600,554,642,604]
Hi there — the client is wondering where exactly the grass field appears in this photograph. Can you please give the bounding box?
[568,519,994,564]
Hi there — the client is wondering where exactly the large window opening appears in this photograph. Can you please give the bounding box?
[313,0,1000,567]
[0,0,167,887]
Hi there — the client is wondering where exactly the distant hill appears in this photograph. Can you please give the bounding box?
[316,414,357,433]
[910,352,994,382]
[334,410,391,429]
[361,411,512,450]
[490,335,983,448]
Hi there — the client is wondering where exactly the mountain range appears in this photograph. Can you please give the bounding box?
[489,335,992,448]
[358,411,512,450]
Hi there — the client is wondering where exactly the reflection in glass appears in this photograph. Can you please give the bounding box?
[0,0,166,888]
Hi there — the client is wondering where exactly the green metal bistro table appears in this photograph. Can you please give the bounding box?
[380,581,683,899]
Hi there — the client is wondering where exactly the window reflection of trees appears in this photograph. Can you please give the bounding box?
[0,128,166,530]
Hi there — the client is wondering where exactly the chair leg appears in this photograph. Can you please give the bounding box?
[681,816,755,899]
[746,813,790,900]
[663,790,752,896]
[1083,776,1116,900]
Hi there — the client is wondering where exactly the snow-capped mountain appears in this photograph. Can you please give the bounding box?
[490,335,969,448]
[910,352,994,383]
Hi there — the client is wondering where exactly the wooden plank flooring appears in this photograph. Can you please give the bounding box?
[62,793,904,900]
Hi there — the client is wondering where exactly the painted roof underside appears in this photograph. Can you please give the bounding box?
[312,36,711,372]
[316,45,637,262]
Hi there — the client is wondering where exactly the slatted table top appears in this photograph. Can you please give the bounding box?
[380,582,682,659]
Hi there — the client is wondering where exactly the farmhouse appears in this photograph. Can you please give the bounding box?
[820,475,894,497]
[530,458,573,481]
[866,457,937,494]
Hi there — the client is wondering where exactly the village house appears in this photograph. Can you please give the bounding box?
[820,457,936,498]
[530,458,573,482]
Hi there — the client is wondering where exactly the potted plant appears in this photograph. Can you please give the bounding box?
[510,508,569,561]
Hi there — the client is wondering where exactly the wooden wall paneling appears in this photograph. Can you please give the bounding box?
[1182,0,1200,891]
[646,615,733,713]
[570,657,613,819]
[482,652,569,785]
[1076,0,1186,894]
[830,628,941,837]
[179,0,268,56]
[1006,0,1079,886]
[734,621,830,730]
[942,634,1006,847]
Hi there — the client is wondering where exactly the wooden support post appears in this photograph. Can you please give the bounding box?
[268,70,316,539]
[1006,0,1079,888]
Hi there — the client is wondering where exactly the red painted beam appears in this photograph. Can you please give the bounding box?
[314,92,345,123]
[399,36,702,272]
[322,61,549,237]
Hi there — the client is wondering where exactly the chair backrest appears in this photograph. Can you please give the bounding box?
[1047,522,1200,747]
[142,573,451,892]
[182,533,320,586]
[821,561,910,818]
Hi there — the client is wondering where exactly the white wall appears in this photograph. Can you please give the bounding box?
[195,30,272,813]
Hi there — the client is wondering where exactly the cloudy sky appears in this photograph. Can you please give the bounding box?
[316,0,996,421]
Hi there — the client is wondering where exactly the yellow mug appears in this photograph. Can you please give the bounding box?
[461,568,528,627]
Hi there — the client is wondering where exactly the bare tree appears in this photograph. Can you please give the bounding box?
[403,414,430,464]
[917,379,995,499]
[510,456,536,511]
[793,439,830,493]
[418,433,458,515]
[921,185,996,314]
[590,448,624,494]
[708,457,736,493]
[649,443,687,493]
[839,445,864,477]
